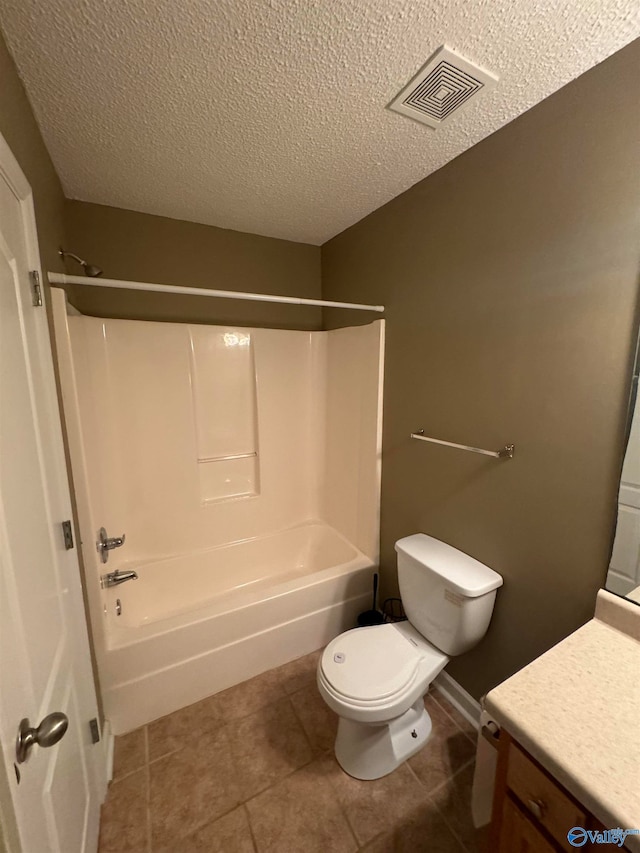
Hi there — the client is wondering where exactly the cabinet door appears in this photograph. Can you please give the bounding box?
[507,743,585,849]
[500,796,559,853]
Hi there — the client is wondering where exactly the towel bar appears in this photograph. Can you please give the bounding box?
[411,430,514,459]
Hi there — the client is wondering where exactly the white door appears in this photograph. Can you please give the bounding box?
[0,135,103,851]
[609,383,640,599]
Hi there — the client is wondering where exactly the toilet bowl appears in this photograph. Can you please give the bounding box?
[318,621,448,779]
[317,533,503,780]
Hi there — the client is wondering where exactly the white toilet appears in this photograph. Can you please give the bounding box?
[317,533,503,780]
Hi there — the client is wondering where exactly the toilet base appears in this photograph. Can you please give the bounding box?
[334,697,432,780]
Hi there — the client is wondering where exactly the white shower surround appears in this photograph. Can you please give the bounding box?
[51,290,384,733]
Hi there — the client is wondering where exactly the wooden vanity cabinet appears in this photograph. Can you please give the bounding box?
[489,731,621,853]
[498,794,558,853]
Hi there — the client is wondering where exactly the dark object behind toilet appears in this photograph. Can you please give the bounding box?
[357,572,385,626]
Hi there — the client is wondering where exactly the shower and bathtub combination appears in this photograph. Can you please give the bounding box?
[51,289,384,733]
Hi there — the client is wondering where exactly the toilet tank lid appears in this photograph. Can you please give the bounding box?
[395,534,503,597]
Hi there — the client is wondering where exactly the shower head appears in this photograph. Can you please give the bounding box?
[82,263,103,277]
[59,248,103,277]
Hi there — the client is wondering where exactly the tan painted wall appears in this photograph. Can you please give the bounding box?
[322,40,640,699]
[63,201,322,329]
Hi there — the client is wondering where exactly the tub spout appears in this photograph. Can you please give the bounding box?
[101,569,138,588]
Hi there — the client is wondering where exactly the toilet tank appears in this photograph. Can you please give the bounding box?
[395,534,503,656]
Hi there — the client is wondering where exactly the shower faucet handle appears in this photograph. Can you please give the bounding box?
[96,527,126,564]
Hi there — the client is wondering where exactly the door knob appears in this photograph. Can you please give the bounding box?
[16,712,68,764]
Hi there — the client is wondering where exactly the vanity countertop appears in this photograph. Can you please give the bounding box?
[485,612,640,849]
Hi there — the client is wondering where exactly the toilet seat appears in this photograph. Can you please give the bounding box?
[318,623,449,724]
[321,624,420,703]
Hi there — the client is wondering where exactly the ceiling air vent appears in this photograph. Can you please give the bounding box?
[389,46,498,129]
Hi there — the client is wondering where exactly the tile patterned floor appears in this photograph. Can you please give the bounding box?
[99,650,481,853]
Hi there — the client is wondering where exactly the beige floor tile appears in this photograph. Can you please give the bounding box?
[408,697,476,794]
[360,805,466,853]
[148,694,221,761]
[99,770,149,853]
[149,728,240,849]
[153,805,254,853]
[227,697,313,800]
[429,761,479,852]
[430,690,478,741]
[290,683,338,754]
[246,755,356,853]
[112,728,147,780]
[100,661,482,853]
[272,649,321,695]
[216,668,287,722]
[324,756,430,847]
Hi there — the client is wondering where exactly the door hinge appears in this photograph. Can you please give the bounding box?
[62,520,74,550]
[29,270,43,307]
[89,718,100,744]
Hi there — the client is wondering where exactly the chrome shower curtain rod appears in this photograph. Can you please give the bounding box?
[47,273,385,313]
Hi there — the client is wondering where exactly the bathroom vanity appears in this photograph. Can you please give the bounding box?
[485,591,640,852]
[489,733,617,852]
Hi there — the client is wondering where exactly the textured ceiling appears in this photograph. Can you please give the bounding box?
[1,1,639,245]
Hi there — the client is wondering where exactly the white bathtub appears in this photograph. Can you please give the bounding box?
[100,522,374,733]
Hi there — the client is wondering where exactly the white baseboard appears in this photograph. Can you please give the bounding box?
[432,670,481,730]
